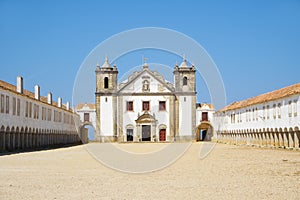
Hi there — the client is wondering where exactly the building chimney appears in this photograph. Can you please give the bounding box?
[58,97,62,108]
[47,92,52,104]
[34,85,40,100]
[66,101,70,110]
[16,76,23,94]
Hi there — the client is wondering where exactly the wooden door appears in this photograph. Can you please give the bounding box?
[159,129,166,141]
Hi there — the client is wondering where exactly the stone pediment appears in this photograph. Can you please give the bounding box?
[118,66,174,94]
[135,111,157,124]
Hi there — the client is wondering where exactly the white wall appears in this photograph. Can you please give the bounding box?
[213,94,300,133]
[100,96,113,136]
[0,88,80,133]
[178,96,192,136]
[122,95,170,140]
[75,105,96,129]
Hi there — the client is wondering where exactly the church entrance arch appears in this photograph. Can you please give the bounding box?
[135,112,157,142]
[80,122,95,143]
[196,122,213,141]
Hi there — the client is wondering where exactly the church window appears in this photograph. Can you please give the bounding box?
[104,77,109,89]
[231,113,235,124]
[5,95,9,114]
[42,107,46,120]
[202,112,208,121]
[25,101,28,117]
[288,101,292,117]
[0,94,4,113]
[266,105,270,119]
[293,100,297,117]
[159,101,166,111]
[255,107,258,121]
[17,99,20,116]
[273,104,276,119]
[105,97,107,102]
[84,113,90,122]
[277,103,281,118]
[12,97,16,115]
[142,101,150,111]
[249,109,251,122]
[263,106,265,119]
[47,108,52,121]
[127,101,134,111]
[29,102,32,118]
[183,76,188,86]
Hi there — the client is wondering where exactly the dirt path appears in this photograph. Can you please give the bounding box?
[0,143,299,199]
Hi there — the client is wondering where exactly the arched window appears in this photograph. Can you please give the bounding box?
[183,76,187,86]
[104,77,109,89]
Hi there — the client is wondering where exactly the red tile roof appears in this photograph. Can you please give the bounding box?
[218,82,300,112]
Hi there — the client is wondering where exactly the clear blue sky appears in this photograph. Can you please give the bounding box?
[1,0,299,109]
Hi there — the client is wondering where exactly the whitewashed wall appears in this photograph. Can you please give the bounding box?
[213,94,300,133]
[122,95,170,140]
[0,88,79,133]
[178,96,192,136]
[100,96,113,136]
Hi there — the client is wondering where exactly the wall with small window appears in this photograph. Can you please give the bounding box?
[213,94,300,133]
[122,95,170,138]
[0,87,79,134]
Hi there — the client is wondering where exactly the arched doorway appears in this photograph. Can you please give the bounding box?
[135,111,157,142]
[80,122,95,143]
[158,124,167,142]
[196,122,213,141]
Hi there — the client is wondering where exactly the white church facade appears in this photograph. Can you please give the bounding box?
[95,57,198,142]
[78,56,300,149]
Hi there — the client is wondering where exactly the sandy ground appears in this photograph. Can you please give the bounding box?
[0,143,299,200]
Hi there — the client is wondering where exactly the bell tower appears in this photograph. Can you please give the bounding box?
[173,56,196,92]
[173,56,196,141]
[95,56,118,142]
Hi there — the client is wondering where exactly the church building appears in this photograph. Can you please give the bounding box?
[95,56,197,142]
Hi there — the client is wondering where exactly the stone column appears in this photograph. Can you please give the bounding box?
[6,132,10,151]
[288,131,294,149]
[278,132,284,147]
[15,132,19,150]
[283,132,289,148]
[294,131,300,149]
[11,132,15,150]
[269,132,274,148]
[265,132,270,147]
[21,133,25,149]
[274,132,279,147]
[258,132,262,147]
[261,132,265,147]
[1,131,5,151]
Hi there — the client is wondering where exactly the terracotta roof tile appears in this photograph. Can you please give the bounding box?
[218,82,300,112]
[75,103,96,110]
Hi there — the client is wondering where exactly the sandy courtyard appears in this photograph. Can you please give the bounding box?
[0,143,299,199]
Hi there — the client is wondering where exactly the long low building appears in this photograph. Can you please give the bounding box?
[0,76,81,152]
[213,82,300,149]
